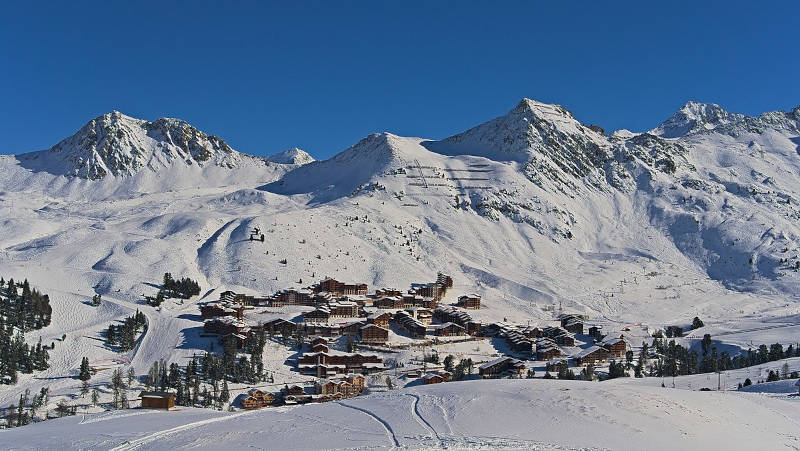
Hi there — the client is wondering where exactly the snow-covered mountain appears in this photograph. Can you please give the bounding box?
[14,111,270,180]
[266,147,315,165]
[2,98,800,427]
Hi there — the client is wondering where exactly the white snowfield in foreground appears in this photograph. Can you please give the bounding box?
[2,379,798,450]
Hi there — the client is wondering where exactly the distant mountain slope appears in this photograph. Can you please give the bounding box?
[15,111,267,179]
[266,147,315,165]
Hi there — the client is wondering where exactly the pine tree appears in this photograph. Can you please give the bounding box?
[219,381,231,405]
[80,380,90,398]
[127,367,136,387]
[79,357,91,381]
[91,388,100,405]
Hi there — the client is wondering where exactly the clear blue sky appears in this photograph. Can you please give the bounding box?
[1,1,798,159]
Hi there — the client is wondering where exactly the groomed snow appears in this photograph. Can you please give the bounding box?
[2,379,799,450]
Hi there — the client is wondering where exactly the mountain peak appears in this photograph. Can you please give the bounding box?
[266,147,315,165]
[651,101,745,138]
[37,111,243,179]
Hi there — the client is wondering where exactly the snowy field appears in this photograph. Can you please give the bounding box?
[2,379,799,450]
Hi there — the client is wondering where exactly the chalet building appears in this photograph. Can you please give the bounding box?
[140,391,175,409]
[504,329,533,355]
[375,288,402,298]
[225,332,249,349]
[286,385,307,396]
[341,320,366,336]
[553,334,575,346]
[374,296,404,309]
[327,300,360,318]
[457,294,481,310]
[535,338,562,361]
[436,272,454,289]
[341,294,368,307]
[315,374,365,399]
[434,322,465,337]
[423,370,452,385]
[300,323,341,338]
[410,283,443,302]
[393,311,427,338]
[198,301,244,320]
[434,305,472,326]
[478,357,526,379]
[367,311,393,328]
[297,351,385,376]
[405,307,433,325]
[262,318,297,336]
[274,289,315,306]
[482,323,503,337]
[466,321,482,336]
[220,290,258,305]
[311,337,329,347]
[588,325,603,339]
[519,325,541,338]
[360,324,390,344]
[204,317,250,336]
[241,389,275,409]
[601,335,627,358]
[541,326,574,346]
[312,343,329,353]
[574,345,610,366]
[314,278,368,296]
[345,373,366,388]
[304,308,331,324]
[561,317,584,335]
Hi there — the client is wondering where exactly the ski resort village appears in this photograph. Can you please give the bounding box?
[1,97,800,449]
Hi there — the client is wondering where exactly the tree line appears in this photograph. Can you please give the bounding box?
[106,310,147,352]
[0,278,52,385]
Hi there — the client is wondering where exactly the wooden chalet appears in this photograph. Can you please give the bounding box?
[436,272,454,289]
[340,320,366,336]
[535,338,562,361]
[199,301,244,320]
[561,316,584,334]
[304,308,331,324]
[375,288,402,298]
[241,388,275,409]
[204,317,250,336]
[423,371,452,385]
[328,300,360,318]
[262,318,297,336]
[374,296,404,309]
[434,322,465,337]
[393,311,427,339]
[588,325,603,339]
[297,351,385,376]
[360,324,390,344]
[140,391,175,409]
[574,345,610,366]
[478,357,526,379]
[457,294,481,310]
[601,335,627,358]
[315,278,368,296]
[367,311,393,328]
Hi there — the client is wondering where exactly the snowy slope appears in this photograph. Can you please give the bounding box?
[1,379,798,450]
[2,98,800,435]
[266,147,315,165]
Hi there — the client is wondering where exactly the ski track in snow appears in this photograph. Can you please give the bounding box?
[335,401,401,447]
[406,393,442,445]
[108,409,258,451]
